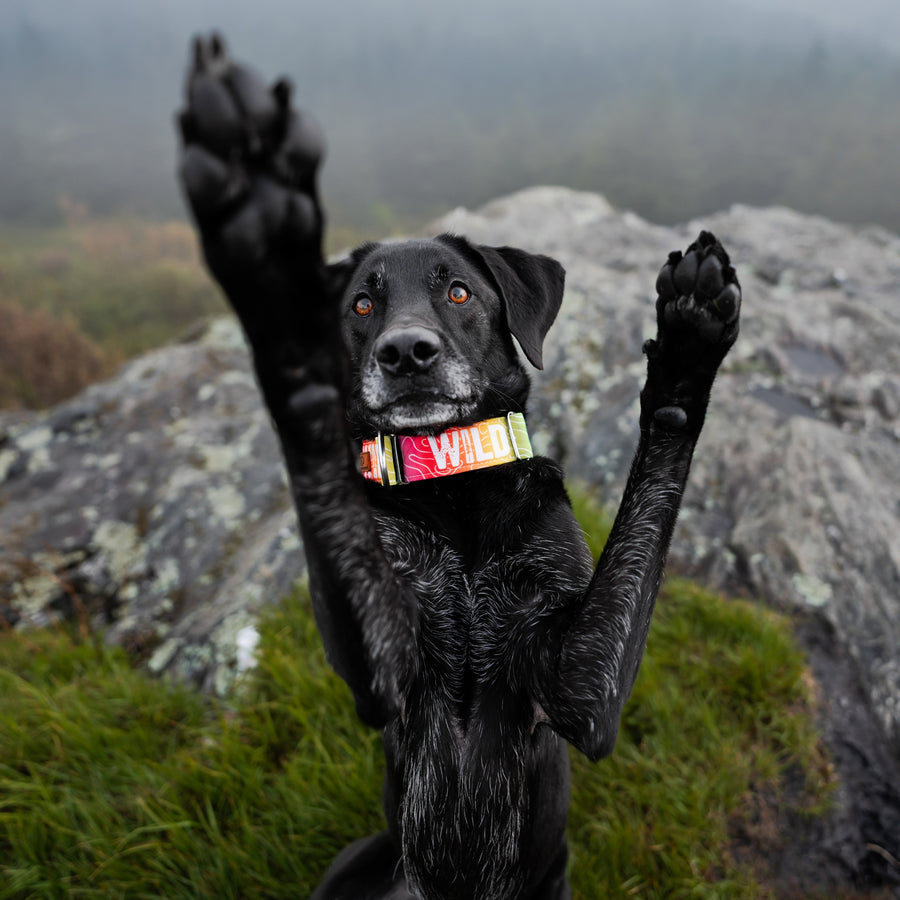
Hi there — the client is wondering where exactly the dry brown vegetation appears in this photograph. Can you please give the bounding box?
[0,299,108,409]
[0,217,227,410]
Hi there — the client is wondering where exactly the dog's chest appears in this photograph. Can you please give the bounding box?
[371,500,576,706]
[371,477,587,898]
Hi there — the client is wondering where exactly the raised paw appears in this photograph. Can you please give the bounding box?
[641,231,741,433]
[176,33,325,275]
[654,231,741,350]
[176,35,346,418]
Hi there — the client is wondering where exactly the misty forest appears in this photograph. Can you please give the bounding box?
[3,0,900,234]
[4,0,900,405]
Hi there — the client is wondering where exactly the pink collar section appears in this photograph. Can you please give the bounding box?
[360,413,533,486]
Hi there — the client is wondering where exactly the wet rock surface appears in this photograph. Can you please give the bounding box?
[2,187,899,893]
[0,318,302,694]
[437,189,900,894]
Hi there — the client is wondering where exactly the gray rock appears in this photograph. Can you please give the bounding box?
[433,188,900,892]
[0,317,303,693]
[1,186,899,890]
[435,189,900,757]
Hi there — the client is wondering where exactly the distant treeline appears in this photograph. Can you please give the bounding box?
[2,0,900,235]
[0,219,225,408]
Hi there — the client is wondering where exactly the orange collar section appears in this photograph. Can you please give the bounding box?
[360,413,533,486]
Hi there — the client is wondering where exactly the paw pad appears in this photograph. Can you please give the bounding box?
[653,406,688,429]
[655,231,741,342]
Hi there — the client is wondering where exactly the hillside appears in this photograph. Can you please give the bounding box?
[1,188,899,894]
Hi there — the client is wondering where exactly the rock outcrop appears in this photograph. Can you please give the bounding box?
[1,187,898,893]
[442,189,900,746]
[0,318,298,695]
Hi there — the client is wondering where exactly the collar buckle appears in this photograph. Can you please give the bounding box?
[375,432,406,486]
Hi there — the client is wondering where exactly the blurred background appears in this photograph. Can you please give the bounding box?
[1,0,899,404]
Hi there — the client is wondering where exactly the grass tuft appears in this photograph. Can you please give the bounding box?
[567,577,829,899]
[0,491,831,898]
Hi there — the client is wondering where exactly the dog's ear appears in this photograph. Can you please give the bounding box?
[325,241,379,300]
[438,234,565,369]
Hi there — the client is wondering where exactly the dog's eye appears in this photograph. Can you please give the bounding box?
[354,294,374,317]
[448,283,470,305]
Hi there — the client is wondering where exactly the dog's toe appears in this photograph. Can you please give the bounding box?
[713,283,741,324]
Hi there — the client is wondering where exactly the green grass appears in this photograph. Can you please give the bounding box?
[567,578,829,898]
[0,491,831,898]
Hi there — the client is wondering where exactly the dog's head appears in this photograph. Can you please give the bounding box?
[334,234,565,437]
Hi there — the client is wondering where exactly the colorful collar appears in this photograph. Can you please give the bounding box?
[360,412,533,486]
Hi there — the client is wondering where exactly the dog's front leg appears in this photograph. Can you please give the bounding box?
[547,233,741,760]
[176,35,414,725]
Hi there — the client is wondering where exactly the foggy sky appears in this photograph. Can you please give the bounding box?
[2,0,899,231]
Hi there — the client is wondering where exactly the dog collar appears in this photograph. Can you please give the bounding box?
[360,412,533,486]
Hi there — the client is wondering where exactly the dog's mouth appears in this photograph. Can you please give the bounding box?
[368,392,478,434]
[356,354,481,435]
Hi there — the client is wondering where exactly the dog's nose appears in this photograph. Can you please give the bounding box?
[375,325,441,376]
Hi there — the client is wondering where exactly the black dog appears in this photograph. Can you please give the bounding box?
[177,35,741,900]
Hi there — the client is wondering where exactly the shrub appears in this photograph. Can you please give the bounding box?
[0,299,107,409]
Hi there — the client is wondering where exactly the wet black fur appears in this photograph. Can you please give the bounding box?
[177,35,741,900]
